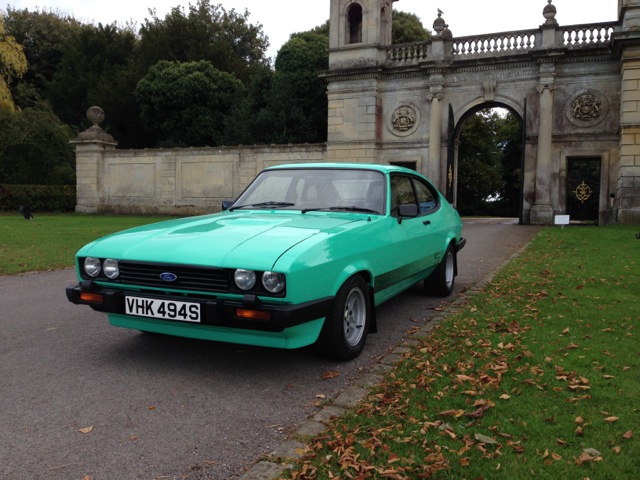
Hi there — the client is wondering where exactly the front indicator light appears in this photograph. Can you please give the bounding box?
[236,308,271,321]
[80,292,104,303]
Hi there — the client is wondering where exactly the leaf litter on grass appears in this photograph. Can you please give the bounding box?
[284,226,639,479]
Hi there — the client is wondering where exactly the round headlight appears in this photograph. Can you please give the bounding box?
[234,269,256,291]
[84,257,101,277]
[103,258,120,279]
[262,271,285,293]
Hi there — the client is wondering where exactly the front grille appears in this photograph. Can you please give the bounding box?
[118,261,229,293]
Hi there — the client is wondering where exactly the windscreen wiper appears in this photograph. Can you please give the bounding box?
[302,205,380,214]
[229,201,295,211]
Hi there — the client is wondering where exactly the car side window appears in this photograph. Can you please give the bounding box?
[414,178,439,214]
[390,175,415,217]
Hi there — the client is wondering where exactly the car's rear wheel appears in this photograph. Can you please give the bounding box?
[425,243,456,297]
[314,275,370,361]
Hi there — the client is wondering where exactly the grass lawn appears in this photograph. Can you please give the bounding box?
[0,213,176,275]
[283,225,639,479]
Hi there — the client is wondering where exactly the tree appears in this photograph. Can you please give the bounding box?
[392,10,431,44]
[3,8,82,108]
[0,16,27,111]
[137,0,269,84]
[267,31,329,144]
[134,60,245,147]
[457,108,522,216]
[47,22,138,133]
[493,111,522,216]
[0,105,75,184]
[457,110,504,215]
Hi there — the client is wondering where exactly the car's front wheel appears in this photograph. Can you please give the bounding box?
[314,275,370,361]
[424,243,456,297]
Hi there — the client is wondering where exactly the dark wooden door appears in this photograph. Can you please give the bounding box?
[567,158,601,224]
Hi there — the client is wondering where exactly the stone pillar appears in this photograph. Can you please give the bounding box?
[530,65,556,225]
[426,89,444,189]
[70,107,117,213]
[616,0,640,223]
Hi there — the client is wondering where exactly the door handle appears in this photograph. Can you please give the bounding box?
[423,220,431,225]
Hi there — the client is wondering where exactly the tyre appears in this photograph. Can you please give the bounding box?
[314,275,371,361]
[425,243,456,297]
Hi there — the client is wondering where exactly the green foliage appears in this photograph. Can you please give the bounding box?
[0,184,75,212]
[286,225,640,479]
[135,60,245,147]
[458,108,521,216]
[137,0,269,84]
[0,107,75,185]
[268,32,329,143]
[0,15,27,111]
[3,8,81,105]
[392,10,431,44]
[47,22,138,133]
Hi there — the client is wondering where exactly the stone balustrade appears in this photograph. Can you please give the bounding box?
[385,21,618,66]
[452,31,538,56]
[561,23,616,46]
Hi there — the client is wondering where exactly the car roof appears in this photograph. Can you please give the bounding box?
[265,163,417,175]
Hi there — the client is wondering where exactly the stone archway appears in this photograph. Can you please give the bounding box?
[325,0,640,224]
[451,103,525,221]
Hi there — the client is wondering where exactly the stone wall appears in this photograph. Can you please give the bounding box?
[73,140,326,215]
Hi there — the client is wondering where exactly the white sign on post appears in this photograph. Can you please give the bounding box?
[554,215,570,225]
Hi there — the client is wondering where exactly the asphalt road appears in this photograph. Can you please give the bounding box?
[0,219,540,480]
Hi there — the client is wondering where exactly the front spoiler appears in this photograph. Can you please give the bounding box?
[65,280,333,333]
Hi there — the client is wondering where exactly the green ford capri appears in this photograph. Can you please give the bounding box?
[66,163,465,360]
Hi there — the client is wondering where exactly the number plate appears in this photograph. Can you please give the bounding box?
[125,296,201,323]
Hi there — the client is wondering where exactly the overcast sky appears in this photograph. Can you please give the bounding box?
[3,0,619,59]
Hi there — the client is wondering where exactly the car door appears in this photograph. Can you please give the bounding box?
[388,173,444,282]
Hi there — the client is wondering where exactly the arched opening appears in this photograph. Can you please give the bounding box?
[455,104,523,221]
[347,4,363,44]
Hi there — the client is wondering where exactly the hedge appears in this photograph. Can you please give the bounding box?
[0,184,76,213]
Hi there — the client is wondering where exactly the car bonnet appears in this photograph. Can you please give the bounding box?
[78,212,362,270]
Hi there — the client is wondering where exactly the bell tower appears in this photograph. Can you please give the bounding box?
[329,0,395,68]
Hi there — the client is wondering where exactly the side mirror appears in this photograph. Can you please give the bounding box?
[221,200,234,211]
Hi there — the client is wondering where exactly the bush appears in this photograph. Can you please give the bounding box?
[0,184,76,213]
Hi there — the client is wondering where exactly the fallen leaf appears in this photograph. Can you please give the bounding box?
[604,416,619,423]
[499,394,511,400]
[622,430,633,439]
[474,433,497,444]
[78,426,94,434]
[439,409,465,418]
[459,457,470,467]
[321,370,340,380]
[583,448,601,456]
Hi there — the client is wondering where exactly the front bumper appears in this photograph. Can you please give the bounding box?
[65,280,333,333]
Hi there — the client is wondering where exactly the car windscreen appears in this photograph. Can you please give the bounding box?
[231,168,386,214]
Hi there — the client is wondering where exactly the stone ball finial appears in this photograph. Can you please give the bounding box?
[433,9,446,35]
[543,0,558,25]
[86,106,106,126]
[76,106,116,143]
